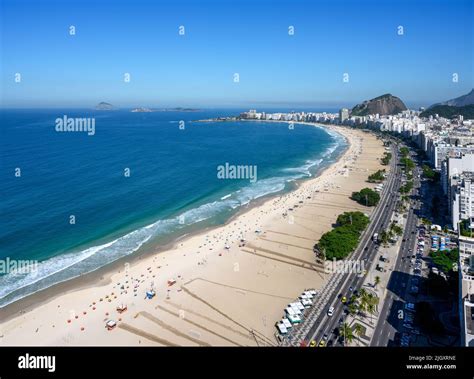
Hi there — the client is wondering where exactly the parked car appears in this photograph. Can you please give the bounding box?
[405,302,416,311]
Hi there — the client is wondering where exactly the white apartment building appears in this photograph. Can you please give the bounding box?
[459,234,474,346]
[339,108,349,124]
[452,173,474,230]
[442,153,474,195]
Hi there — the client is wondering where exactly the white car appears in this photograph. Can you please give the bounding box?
[327,306,334,317]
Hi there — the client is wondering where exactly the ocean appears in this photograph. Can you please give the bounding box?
[0,109,347,307]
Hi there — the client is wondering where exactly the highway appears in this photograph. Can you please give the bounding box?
[301,138,403,346]
[371,151,422,346]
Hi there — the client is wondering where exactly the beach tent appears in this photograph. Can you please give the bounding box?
[116,304,127,313]
[106,320,117,330]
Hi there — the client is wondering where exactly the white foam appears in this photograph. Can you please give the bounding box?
[0,131,347,307]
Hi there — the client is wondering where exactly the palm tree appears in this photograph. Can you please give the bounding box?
[374,276,381,289]
[341,323,354,346]
[366,293,379,324]
[357,296,367,316]
[348,302,358,316]
[354,323,364,346]
[380,229,390,247]
[357,289,369,316]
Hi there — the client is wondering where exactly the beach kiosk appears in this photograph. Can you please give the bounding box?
[276,321,288,335]
[287,313,302,324]
[282,318,292,329]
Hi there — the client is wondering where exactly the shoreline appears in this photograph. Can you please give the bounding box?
[0,121,346,318]
[0,123,385,346]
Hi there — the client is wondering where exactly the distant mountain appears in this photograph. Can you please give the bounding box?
[351,94,407,116]
[420,104,474,119]
[434,89,474,107]
[95,102,115,110]
[421,89,474,119]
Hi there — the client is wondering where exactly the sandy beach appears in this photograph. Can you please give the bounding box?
[0,124,387,346]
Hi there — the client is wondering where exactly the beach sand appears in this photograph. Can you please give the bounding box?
[0,124,387,346]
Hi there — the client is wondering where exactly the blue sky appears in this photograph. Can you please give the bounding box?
[1,0,473,108]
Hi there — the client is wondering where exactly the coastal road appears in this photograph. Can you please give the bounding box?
[370,153,422,346]
[302,138,403,345]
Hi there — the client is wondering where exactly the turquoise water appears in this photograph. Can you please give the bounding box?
[0,109,346,306]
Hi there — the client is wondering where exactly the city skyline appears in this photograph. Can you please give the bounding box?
[1,0,473,108]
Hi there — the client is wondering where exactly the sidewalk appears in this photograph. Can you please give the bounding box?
[345,210,407,345]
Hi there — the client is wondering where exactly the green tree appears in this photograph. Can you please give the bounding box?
[391,223,403,236]
[380,229,390,246]
[422,164,439,181]
[374,276,381,289]
[341,323,354,345]
[336,211,370,232]
[430,248,459,273]
[348,301,358,316]
[381,152,392,165]
[366,294,379,324]
[315,212,370,260]
[351,188,380,207]
[368,170,386,183]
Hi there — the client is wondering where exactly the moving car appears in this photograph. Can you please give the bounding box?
[327,306,334,317]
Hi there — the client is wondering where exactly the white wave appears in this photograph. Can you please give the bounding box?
[0,133,347,307]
